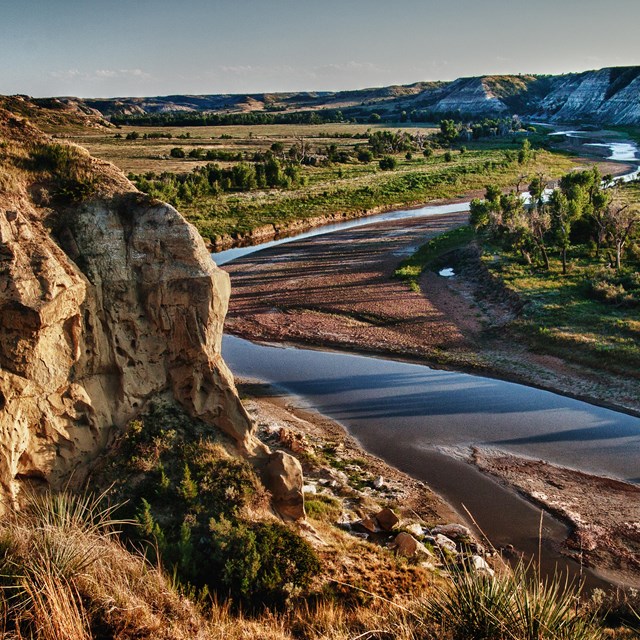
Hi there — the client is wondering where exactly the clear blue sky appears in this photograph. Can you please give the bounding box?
[2,0,639,98]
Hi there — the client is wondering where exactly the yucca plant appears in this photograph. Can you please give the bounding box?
[425,564,513,639]
[507,563,600,640]
[424,559,600,640]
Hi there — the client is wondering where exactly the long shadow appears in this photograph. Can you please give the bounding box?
[493,421,640,445]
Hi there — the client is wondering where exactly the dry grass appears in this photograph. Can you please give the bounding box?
[63,123,437,174]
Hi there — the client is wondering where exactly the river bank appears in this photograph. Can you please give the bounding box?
[220,206,640,587]
[238,374,640,589]
[222,211,640,417]
[208,155,628,252]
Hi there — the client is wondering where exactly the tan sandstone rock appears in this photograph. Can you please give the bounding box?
[0,110,276,510]
[265,450,305,521]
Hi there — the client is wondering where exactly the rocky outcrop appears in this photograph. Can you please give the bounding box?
[538,67,640,125]
[425,77,510,116]
[264,451,305,521]
[0,110,284,510]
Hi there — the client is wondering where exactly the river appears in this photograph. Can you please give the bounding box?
[214,132,640,585]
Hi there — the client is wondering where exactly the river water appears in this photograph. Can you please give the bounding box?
[214,133,640,585]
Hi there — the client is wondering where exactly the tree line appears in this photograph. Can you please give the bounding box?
[470,167,640,273]
[131,156,304,206]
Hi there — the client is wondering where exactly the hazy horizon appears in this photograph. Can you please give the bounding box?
[2,0,639,99]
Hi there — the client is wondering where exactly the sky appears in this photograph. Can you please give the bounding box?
[1,0,639,98]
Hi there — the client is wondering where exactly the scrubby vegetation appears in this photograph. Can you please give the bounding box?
[101,402,319,608]
[0,129,100,203]
[465,169,640,377]
[1,489,637,639]
[121,134,573,243]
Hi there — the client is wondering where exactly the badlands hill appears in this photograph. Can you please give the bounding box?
[38,65,640,125]
[0,104,303,516]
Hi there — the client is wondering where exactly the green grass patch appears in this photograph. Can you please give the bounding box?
[482,246,640,379]
[304,494,342,522]
[394,225,475,289]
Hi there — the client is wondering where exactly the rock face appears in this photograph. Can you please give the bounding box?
[539,67,640,125]
[426,77,510,116]
[0,111,272,509]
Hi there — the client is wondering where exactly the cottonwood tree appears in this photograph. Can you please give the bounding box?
[522,174,551,269]
[604,197,640,270]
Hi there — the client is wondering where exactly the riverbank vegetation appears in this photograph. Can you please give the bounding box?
[472,169,639,377]
[1,442,637,638]
[399,168,640,382]
[2,394,638,640]
[66,121,577,245]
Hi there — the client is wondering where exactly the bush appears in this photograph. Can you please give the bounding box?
[379,156,397,170]
[28,143,97,201]
[170,147,186,158]
[104,402,320,607]
[209,518,320,606]
[443,151,453,162]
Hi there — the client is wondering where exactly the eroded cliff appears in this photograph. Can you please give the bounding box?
[0,109,303,512]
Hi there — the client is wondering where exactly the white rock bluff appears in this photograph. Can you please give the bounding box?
[0,112,303,517]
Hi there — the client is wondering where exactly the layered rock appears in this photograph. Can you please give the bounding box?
[0,111,305,514]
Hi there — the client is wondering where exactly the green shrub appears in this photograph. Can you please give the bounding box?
[27,143,97,201]
[304,494,341,521]
[105,402,320,607]
[209,518,320,606]
[587,269,640,307]
[379,155,397,170]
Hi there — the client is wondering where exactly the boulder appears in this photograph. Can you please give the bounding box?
[265,451,305,521]
[375,507,400,531]
[471,555,495,577]
[353,516,380,534]
[434,534,457,553]
[390,532,433,558]
[432,523,472,540]
[405,523,426,539]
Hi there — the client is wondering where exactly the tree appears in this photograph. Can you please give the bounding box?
[549,190,576,274]
[604,197,640,270]
[270,141,285,160]
[439,119,458,144]
[518,138,532,164]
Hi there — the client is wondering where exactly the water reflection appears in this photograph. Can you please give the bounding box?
[223,335,640,482]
